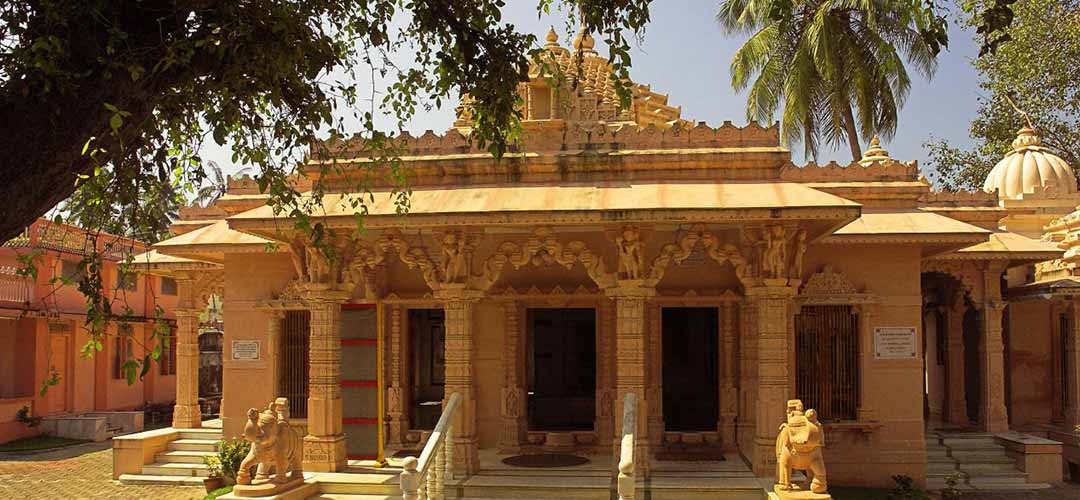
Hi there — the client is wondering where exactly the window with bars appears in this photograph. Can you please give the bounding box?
[113,324,135,380]
[161,277,178,296]
[279,310,311,419]
[1061,313,1070,417]
[795,305,860,421]
[160,326,177,376]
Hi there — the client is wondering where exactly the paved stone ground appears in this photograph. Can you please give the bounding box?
[0,441,203,500]
[954,483,1080,499]
[2,441,1079,500]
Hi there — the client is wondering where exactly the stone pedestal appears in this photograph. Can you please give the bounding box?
[436,286,483,476]
[302,289,350,472]
[746,281,797,477]
[946,302,968,425]
[607,281,655,479]
[172,307,201,429]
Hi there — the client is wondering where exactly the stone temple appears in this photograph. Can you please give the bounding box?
[115,26,1080,498]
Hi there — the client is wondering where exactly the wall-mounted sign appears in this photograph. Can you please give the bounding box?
[874,327,917,359]
[231,340,261,361]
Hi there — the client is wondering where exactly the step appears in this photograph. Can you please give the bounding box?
[179,428,223,440]
[314,472,401,495]
[308,495,401,500]
[959,464,1026,478]
[647,476,767,500]
[156,449,216,463]
[927,462,959,474]
[926,454,955,464]
[168,438,219,452]
[142,461,209,477]
[968,478,1051,490]
[459,474,610,499]
[950,450,1014,463]
[926,478,975,491]
[118,473,207,486]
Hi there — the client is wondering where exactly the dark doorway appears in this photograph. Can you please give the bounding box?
[662,307,719,431]
[410,309,445,430]
[963,307,981,424]
[527,308,596,431]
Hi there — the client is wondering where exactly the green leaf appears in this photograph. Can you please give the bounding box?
[110,114,123,131]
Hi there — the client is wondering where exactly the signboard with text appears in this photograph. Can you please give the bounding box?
[874,327,917,359]
[231,340,261,361]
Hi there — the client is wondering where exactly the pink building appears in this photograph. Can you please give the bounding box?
[0,219,178,444]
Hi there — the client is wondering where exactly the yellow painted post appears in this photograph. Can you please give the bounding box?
[376,301,388,467]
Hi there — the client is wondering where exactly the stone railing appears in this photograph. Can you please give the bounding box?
[779,158,919,183]
[401,392,461,500]
[0,266,29,303]
[617,392,637,500]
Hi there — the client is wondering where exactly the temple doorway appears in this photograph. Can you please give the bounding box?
[526,308,596,431]
[409,309,445,430]
[662,307,719,431]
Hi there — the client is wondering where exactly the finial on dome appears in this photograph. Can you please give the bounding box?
[1011,126,1041,150]
[571,6,598,56]
[544,26,560,49]
[858,135,891,166]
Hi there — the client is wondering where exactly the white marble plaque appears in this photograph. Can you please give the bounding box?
[874,327,917,359]
[231,340,261,361]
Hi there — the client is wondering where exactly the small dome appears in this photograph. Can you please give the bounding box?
[858,135,891,165]
[544,27,559,48]
[982,127,1077,200]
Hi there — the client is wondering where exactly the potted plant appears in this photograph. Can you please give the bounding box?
[202,455,226,493]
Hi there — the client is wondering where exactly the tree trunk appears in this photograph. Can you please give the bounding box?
[842,104,862,162]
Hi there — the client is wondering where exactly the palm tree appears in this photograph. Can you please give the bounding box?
[717,0,943,161]
[194,161,251,208]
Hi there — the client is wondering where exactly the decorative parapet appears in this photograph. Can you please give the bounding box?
[779,159,919,183]
[225,173,312,195]
[919,189,1000,207]
[315,120,781,160]
[178,205,227,221]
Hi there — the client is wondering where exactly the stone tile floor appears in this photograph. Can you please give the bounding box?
[0,441,202,500]
[1,440,1079,500]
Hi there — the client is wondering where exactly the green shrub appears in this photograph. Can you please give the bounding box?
[203,455,222,478]
[887,475,931,500]
[202,485,233,500]
[217,438,251,481]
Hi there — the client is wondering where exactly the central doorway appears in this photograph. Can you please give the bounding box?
[662,307,719,431]
[527,308,596,431]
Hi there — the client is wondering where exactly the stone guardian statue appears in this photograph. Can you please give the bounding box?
[775,399,830,499]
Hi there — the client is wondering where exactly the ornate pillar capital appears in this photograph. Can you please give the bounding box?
[603,280,656,300]
[433,284,485,303]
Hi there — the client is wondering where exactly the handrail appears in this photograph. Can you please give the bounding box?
[401,392,462,500]
[617,392,637,500]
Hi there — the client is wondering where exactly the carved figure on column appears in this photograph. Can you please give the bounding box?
[441,231,470,284]
[616,226,644,280]
[790,229,807,281]
[775,399,829,499]
[234,399,305,497]
[762,225,787,280]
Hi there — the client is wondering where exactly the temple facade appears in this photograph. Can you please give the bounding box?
[124,28,1080,491]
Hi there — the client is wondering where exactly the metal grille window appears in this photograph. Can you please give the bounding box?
[161,277,178,296]
[1062,313,1070,417]
[160,326,177,376]
[113,324,135,380]
[795,305,860,421]
[279,310,311,418]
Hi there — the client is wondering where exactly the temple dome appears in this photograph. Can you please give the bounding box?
[982,127,1077,200]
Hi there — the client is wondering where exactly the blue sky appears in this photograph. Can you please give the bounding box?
[204,1,983,177]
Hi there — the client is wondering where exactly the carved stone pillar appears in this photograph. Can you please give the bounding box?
[980,262,1009,433]
[744,282,796,477]
[737,299,756,454]
[595,298,616,447]
[387,304,408,447]
[719,301,738,449]
[1066,300,1080,429]
[302,289,350,472]
[647,302,663,446]
[172,307,202,429]
[499,301,526,451]
[436,286,483,476]
[607,282,654,479]
[946,299,968,425]
[267,310,285,399]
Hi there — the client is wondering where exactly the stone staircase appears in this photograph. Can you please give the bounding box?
[118,427,222,486]
[298,455,767,500]
[926,432,1050,491]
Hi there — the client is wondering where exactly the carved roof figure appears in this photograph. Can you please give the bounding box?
[982,127,1077,200]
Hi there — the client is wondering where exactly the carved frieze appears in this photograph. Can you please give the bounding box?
[650,224,750,284]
